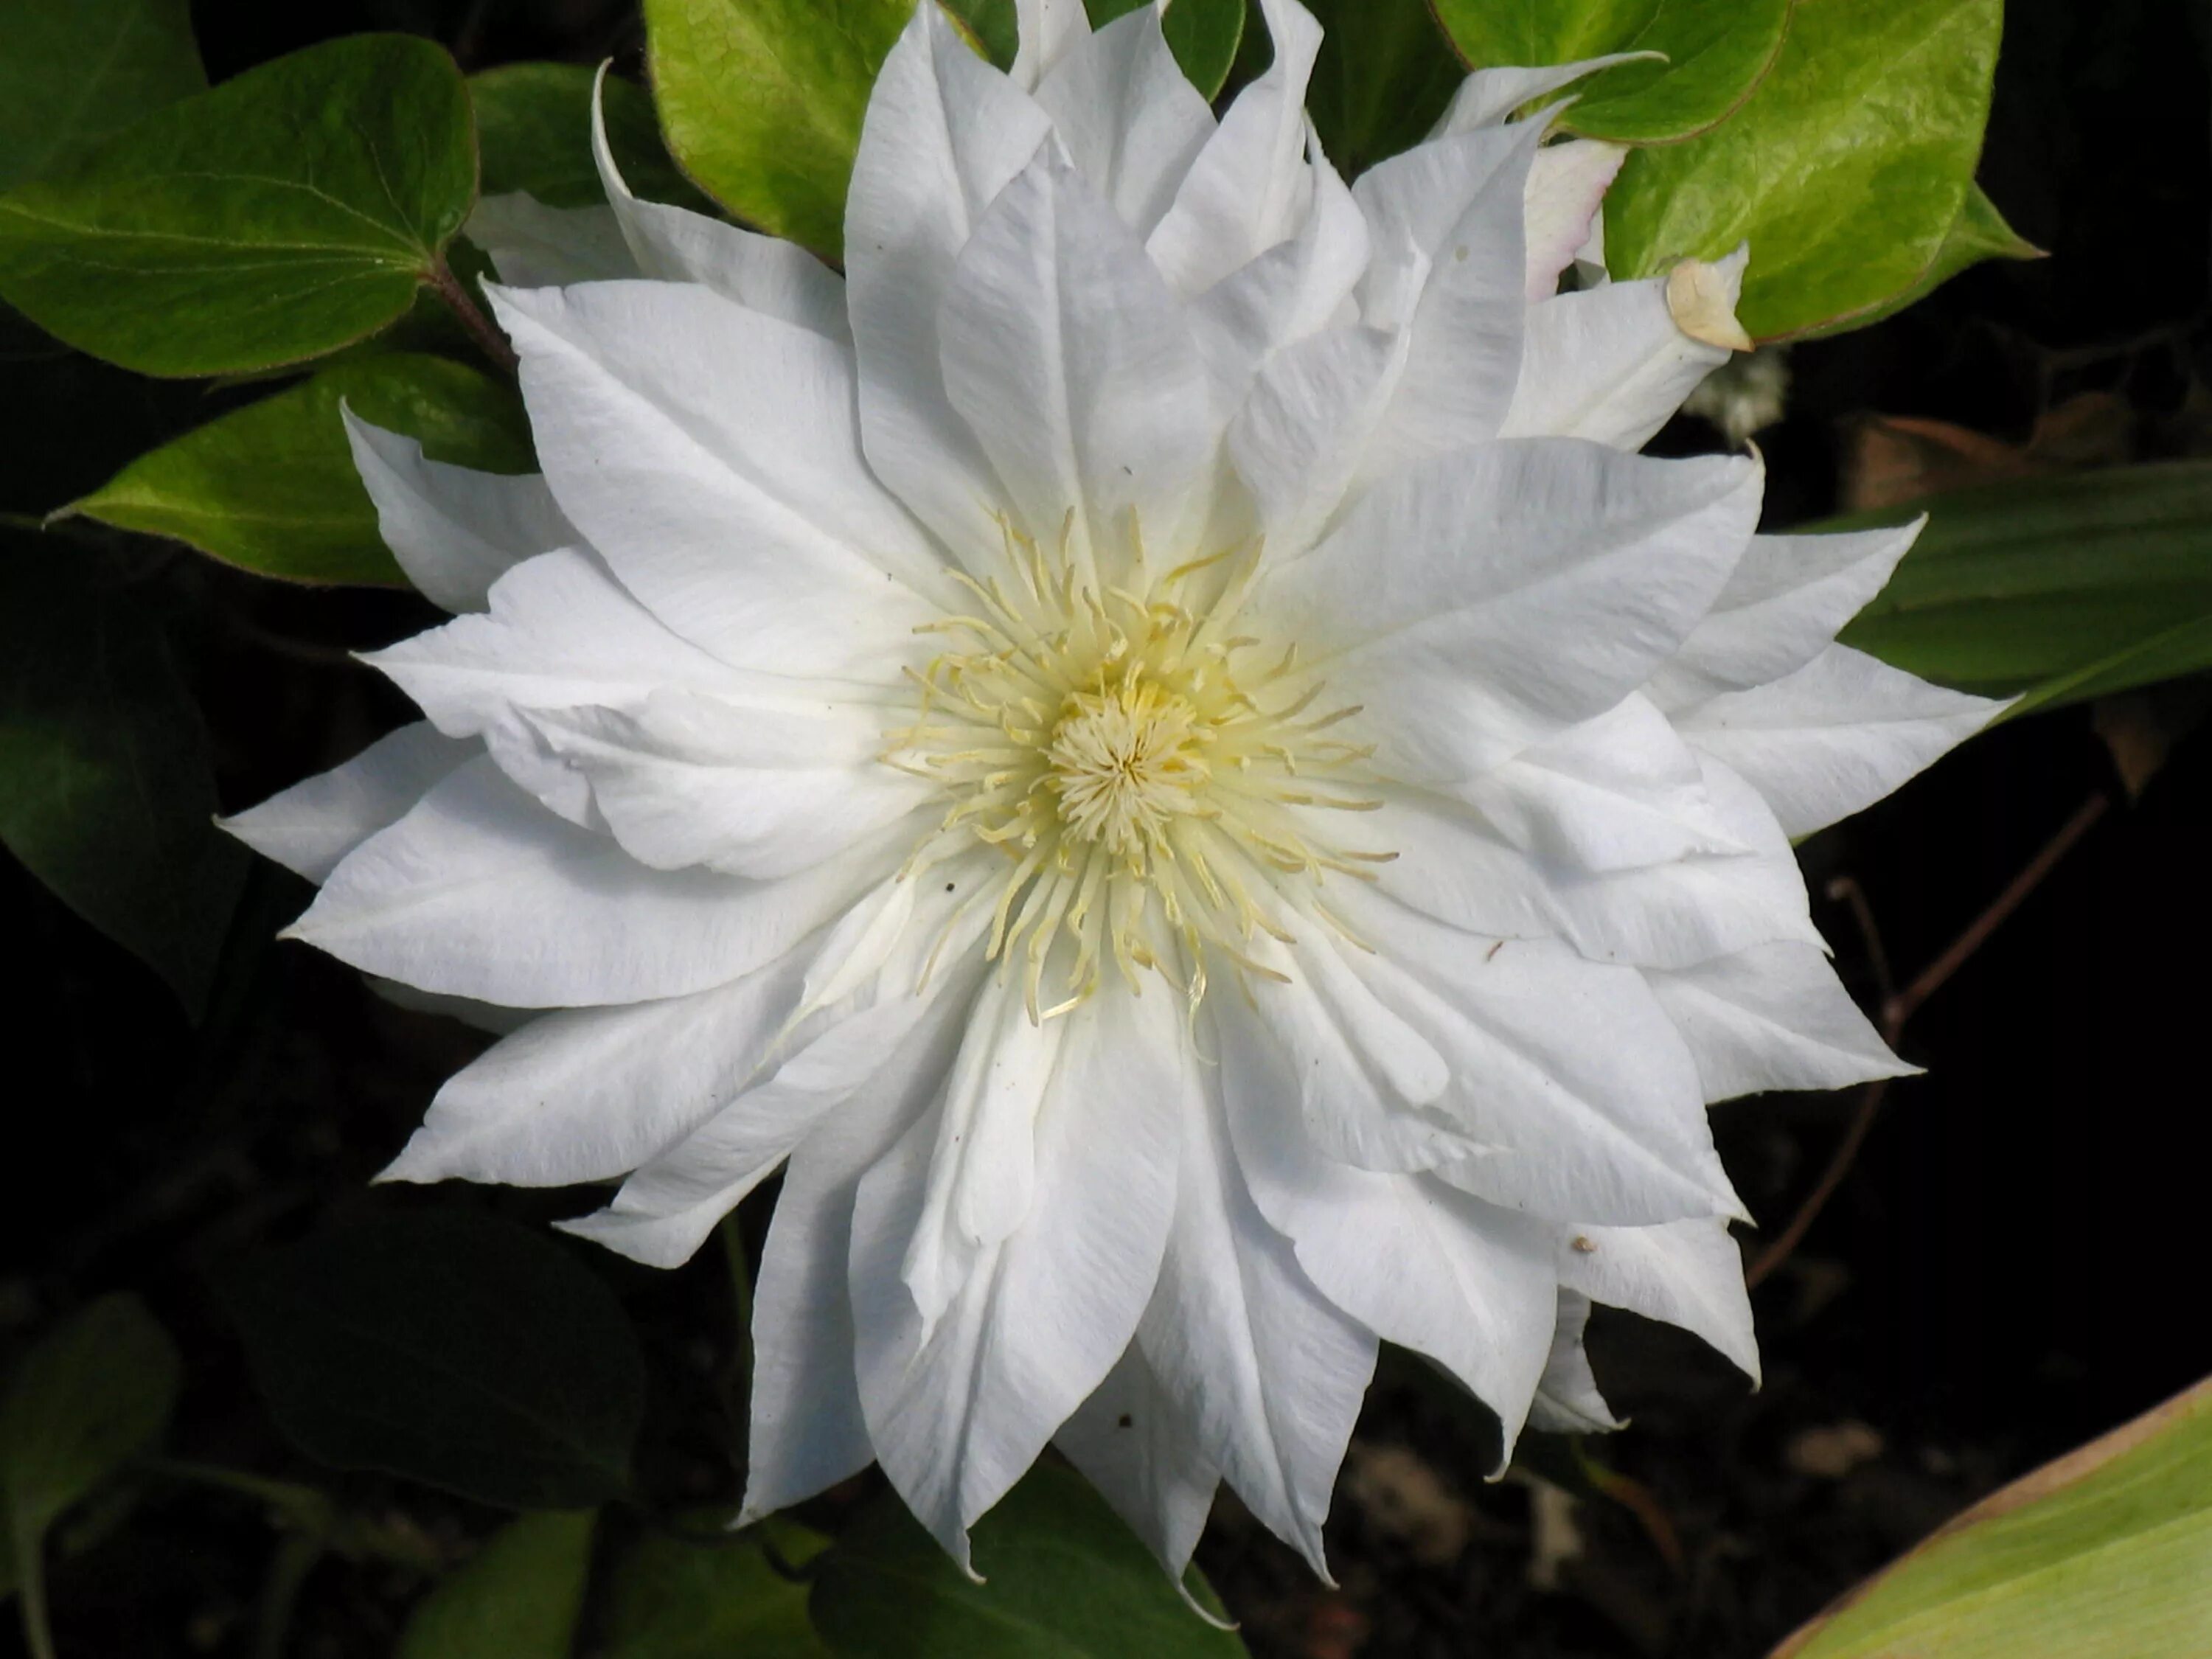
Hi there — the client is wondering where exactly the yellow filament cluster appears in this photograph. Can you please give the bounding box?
[884,520,1393,1022]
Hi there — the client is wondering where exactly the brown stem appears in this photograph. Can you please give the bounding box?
[427,257,519,375]
[1747,790,2110,1290]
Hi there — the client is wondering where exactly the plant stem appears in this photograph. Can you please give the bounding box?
[14,1529,58,1659]
[1748,790,2111,1289]
[426,257,518,375]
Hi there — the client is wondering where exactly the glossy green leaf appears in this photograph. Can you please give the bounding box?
[811,1463,1245,1657]
[1832,463,2212,716]
[1433,0,1790,144]
[471,63,705,210]
[1085,0,1247,98]
[69,354,532,588]
[1604,0,2002,341]
[602,1520,831,1658]
[0,0,205,190]
[1773,1376,2212,1658]
[397,1511,598,1659]
[0,35,476,375]
[644,0,911,262]
[0,536,247,1015]
[223,1209,647,1511]
[1302,0,1463,177]
[0,1295,180,1550]
[1800,184,2042,341]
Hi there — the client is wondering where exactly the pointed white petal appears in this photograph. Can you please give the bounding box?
[343,413,574,614]
[222,723,473,885]
[852,981,1186,1567]
[1556,1218,1759,1385]
[1259,440,1763,780]
[937,144,1214,568]
[1526,1290,1621,1433]
[1219,996,1557,1466]
[463,193,637,287]
[1035,5,1214,237]
[1056,1345,1222,1584]
[1147,0,1324,295]
[1523,140,1624,302]
[1011,0,1088,89]
[1649,524,1923,709]
[1228,322,1402,553]
[588,68,848,341]
[1677,645,2005,838]
[291,757,909,1007]
[1137,1077,1374,1575]
[489,280,944,677]
[1432,55,1663,136]
[1646,940,1914,1102]
[847,4,1054,557]
[1501,274,1734,448]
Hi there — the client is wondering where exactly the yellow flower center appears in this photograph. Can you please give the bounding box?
[886,521,1392,1020]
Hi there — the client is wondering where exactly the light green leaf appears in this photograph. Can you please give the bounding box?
[0,536,247,1015]
[1301,0,1464,177]
[1604,0,2002,342]
[1085,0,1247,98]
[602,1520,831,1658]
[1433,0,1790,144]
[1773,1375,2212,1659]
[811,1463,1245,1657]
[397,1511,598,1659]
[68,353,532,588]
[1799,184,2042,340]
[0,1295,180,1553]
[1832,462,2212,716]
[471,62,706,211]
[0,35,476,375]
[0,0,205,190]
[644,0,912,262]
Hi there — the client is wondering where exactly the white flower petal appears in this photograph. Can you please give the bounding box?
[1056,1345,1222,1585]
[1136,1077,1374,1576]
[1432,55,1663,136]
[1501,274,1735,448]
[1259,440,1763,780]
[221,722,473,885]
[1648,523,1923,709]
[343,412,574,614]
[1147,0,1324,296]
[1527,1290,1621,1433]
[1034,7,1213,237]
[1229,322,1403,552]
[1220,995,1558,1465]
[490,280,945,676]
[290,757,908,1007]
[1556,1217,1759,1385]
[1676,645,2005,838]
[846,4,1054,557]
[852,981,1186,1566]
[1010,0,1088,90]
[938,144,1215,568]
[1646,939,1914,1102]
[1523,140,1624,302]
[464,192,637,287]
[588,68,849,341]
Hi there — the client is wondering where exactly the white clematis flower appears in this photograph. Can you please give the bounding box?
[227,0,2003,1581]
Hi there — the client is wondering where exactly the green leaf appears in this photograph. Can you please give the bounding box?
[1832,463,2212,716]
[1085,0,1247,99]
[1301,0,1464,177]
[0,535,247,1015]
[1433,0,1790,144]
[1773,1375,2212,1659]
[0,1295,180,1550]
[644,0,913,262]
[0,35,477,376]
[0,0,206,190]
[602,1520,831,1658]
[811,1463,1245,1657]
[223,1209,647,1511]
[471,63,706,211]
[397,1511,598,1659]
[1798,184,2042,340]
[1604,0,2003,342]
[69,353,533,588]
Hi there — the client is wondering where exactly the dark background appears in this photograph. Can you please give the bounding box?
[4,1,2209,1655]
